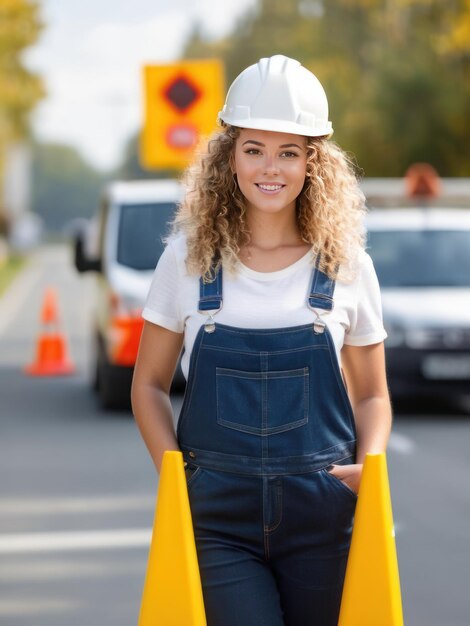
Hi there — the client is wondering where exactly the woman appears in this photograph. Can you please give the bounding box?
[132,55,392,626]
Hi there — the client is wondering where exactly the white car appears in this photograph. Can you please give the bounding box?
[366,208,470,404]
[74,179,183,409]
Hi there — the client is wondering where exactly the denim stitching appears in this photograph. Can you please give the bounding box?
[261,352,268,457]
[202,345,327,356]
[215,365,309,436]
[204,322,315,335]
[310,265,319,295]
[323,326,357,436]
[216,367,309,379]
[181,441,356,464]
[178,444,357,476]
[199,295,222,302]
[176,329,204,437]
[266,479,283,533]
[304,367,309,420]
[263,476,270,561]
[186,466,203,489]
[216,418,309,436]
[309,292,333,301]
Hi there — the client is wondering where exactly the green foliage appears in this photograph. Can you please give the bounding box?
[0,0,45,226]
[0,253,26,296]
[182,0,469,176]
[31,142,110,232]
[0,0,45,142]
[32,133,181,235]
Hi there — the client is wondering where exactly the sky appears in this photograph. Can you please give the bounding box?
[25,0,257,171]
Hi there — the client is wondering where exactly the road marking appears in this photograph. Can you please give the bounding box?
[388,431,415,454]
[0,559,144,582]
[0,598,81,616]
[0,494,154,516]
[0,528,152,554]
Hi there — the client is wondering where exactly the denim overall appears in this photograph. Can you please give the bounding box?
[177,264,357,626]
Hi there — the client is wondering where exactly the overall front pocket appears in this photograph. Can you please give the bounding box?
[216,366,309,435]
[184,465,204,492]
[321,468,358,500]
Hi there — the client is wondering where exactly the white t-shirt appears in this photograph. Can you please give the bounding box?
[143,234,387,379]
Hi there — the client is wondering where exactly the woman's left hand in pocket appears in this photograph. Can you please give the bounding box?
[328,463,363,495]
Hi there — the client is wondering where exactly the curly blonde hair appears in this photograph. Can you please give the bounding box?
[171,124,366,282]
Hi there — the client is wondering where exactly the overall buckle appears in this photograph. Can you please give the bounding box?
[307,302,326,334]
[198,307,222,333]
[204,313,216,334]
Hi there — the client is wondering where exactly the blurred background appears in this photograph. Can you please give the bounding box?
[1,1,469,625]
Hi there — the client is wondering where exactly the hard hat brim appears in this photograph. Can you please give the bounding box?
[218,114,333,138]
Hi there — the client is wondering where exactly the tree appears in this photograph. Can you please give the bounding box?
[0,0,45,230]
[182,0,470,176]
[31,142,109,233]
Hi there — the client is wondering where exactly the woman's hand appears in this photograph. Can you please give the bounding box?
[328,463,363,495]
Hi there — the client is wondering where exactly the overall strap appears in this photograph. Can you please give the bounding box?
[198,262,334,312]
[198,265,223,313]
[308,264,336,312]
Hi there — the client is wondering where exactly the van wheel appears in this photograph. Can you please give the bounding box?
[96,342,132,410]
[96,344,118,410]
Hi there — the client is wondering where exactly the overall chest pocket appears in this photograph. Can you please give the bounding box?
[216,366,309,435]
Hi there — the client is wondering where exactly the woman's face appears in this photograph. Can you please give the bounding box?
[233,128,307,220]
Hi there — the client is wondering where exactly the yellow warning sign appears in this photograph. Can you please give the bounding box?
[140,59,224,170]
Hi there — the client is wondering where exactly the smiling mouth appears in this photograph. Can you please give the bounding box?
[256,183,285,192]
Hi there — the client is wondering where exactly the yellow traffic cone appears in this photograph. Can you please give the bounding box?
[338,452,404,626]
[138,451,206,626]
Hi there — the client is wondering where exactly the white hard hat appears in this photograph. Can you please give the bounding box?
[218,55,333,137]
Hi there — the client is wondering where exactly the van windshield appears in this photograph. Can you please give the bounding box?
[117,202,177,270]
[367,229,470,287]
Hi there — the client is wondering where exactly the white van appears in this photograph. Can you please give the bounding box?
[366,208,470,405]
[74,179,183,409]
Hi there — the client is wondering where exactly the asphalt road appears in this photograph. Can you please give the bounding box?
[0,244,469,626]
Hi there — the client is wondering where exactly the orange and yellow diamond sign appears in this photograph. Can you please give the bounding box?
[140,59,224,170]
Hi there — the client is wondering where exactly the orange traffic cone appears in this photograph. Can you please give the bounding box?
[25,287,75,376]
